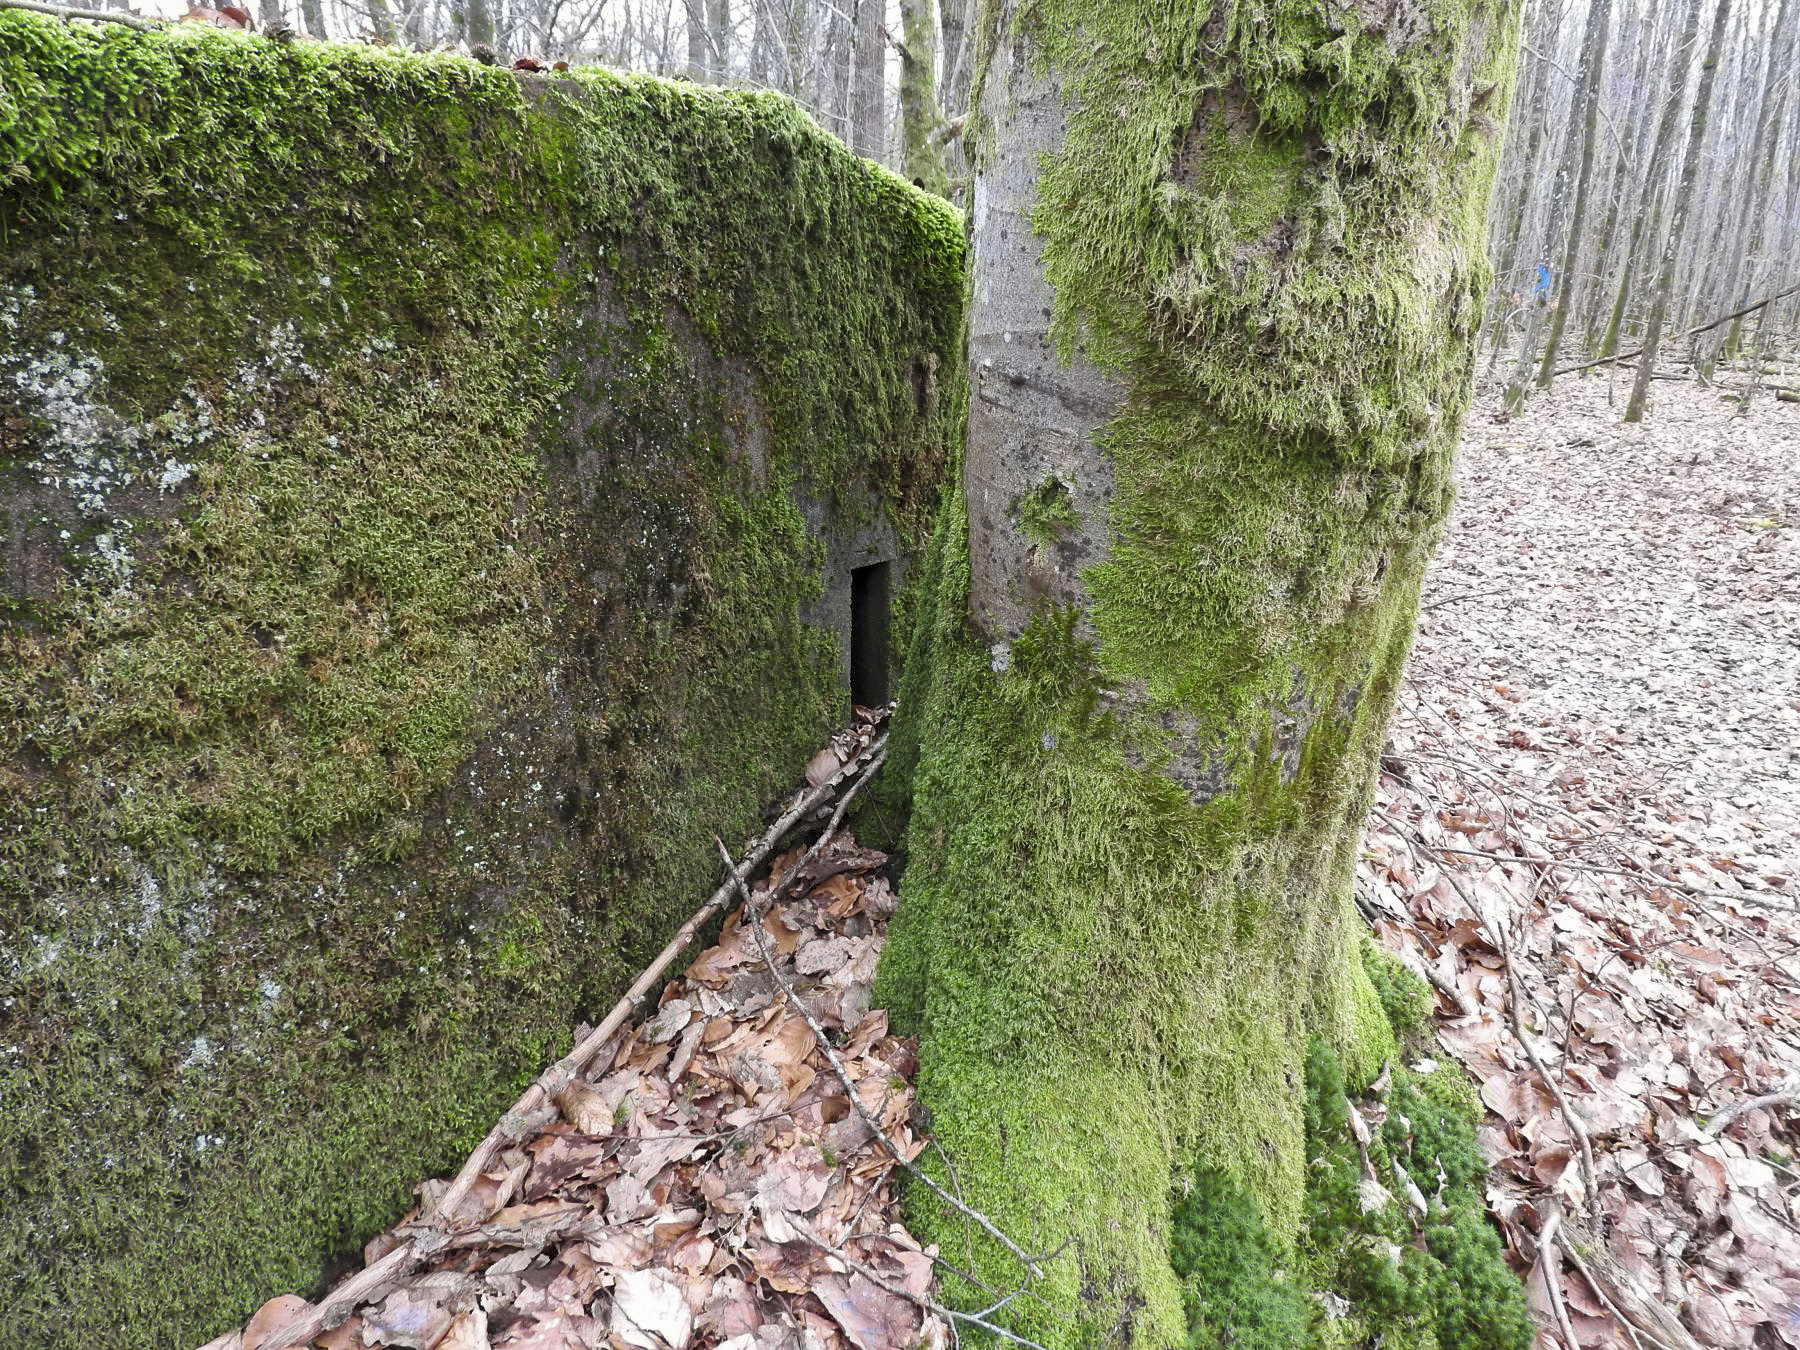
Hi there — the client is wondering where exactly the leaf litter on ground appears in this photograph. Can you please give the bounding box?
[218,718,948,1350]
[1362,378,1800,1350]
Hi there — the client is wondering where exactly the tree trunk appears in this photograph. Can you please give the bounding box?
[1583,5,1658,361]
[686,0,708,81]
[820,6,854,137]
[851,0,885,159]
[300,0,326,37]
[1722,0,1796,363]
[707,0,730,81]
[366,0,398,43]
[465,0,496,50]
[748,0,770,84]
[898,0,946,192]
[1601,0,1690,363]
[1535,0,1613,386]
[874,0,1523,1342]
[1627,0,1731,423]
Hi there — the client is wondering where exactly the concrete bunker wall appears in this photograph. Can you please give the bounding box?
[0,17,964,1346]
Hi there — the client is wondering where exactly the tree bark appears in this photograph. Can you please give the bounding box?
[1721,0,1797,364]
[1627,0,1731,422]
[686,0,708,81]
[851,0,884,159]
[300,0,326,37]
[696,0,727,81]
[1535,0,1613,386]
[875,0,1523,1342]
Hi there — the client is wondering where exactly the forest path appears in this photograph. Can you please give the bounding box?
[1362,378,1800,1350]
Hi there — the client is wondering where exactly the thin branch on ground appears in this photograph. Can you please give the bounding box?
[1490,895,1604,1231]
[245,721,890,1350]
[788,1213,1052,1350]
[718,832,1060,1288]
[1536,1209,1583,1350]
[1551,279,1800,378]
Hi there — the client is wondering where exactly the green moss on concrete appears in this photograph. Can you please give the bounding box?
[877,0,1520,1343]
[0,16,961,1347]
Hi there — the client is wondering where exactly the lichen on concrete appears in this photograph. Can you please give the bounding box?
[0,17,963,1346]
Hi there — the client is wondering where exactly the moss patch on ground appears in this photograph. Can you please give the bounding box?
[1172,1032,1531,1350]
[0,17,962,1347]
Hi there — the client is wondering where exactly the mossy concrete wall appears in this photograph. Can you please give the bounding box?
[0,17,963,1346]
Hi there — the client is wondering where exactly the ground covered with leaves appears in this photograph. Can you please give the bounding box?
[1361,377,1800,1350]
[212,720,956,1350]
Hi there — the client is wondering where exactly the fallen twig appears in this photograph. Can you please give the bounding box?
[1551,279,1800,378]
[789,1212,1052,1350]
[1490,899,1605,1231]
[719,832,1059,1288]
[1557,1207,1702,1350]
[0,0,157,29]
[1700,1081,1799,1141]
[246,719,891,1350]
[1536,1209,1583,1350]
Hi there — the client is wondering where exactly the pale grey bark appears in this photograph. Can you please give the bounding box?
[963,32,1119,641]
[1535,0,1614,386]
[851,0,886,158]
[1627,0,1732,422]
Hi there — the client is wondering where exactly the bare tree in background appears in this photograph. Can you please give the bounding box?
[1625,0,1731,422]
[851,0,884,159]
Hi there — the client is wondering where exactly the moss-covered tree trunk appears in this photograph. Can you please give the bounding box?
[898,0,948,194]
[875,1,1522,1344]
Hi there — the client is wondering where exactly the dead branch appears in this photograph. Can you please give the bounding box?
[1421,587,1509,612]
[246,721,891,1350]
[1394,831,1796,913]
[1551,279,1800,378]
[789,1212,1052,1350]
[1489,895,1605,1231]
[718,831,1060,1288]
[1701,1081,1799,1141]
[0,0,156,29]
[1536,1209,1584,1350]
[1557,1206,1703,1350]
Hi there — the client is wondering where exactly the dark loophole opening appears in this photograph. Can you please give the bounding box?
[850,561,891,709]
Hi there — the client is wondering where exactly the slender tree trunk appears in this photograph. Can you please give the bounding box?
[821,7,854,135]
[464,0,495,49]
[707,0,730,81]
[1723,0,1797,361]
[875,0,1523,1342]
[1583,8,1657,361]
[748,0,770,83]
[1504,100,1574,408]
[301,0,326,36]
[1601,1,1690,363]
[685,0,708,80]
[366,0,398,42]
[851,0,885,159]
[1536,0,1614,384]
[898,0,946,192]
[1489,17,1555,332]
[1627,0,1732,422]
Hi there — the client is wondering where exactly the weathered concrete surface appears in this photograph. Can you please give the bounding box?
[0,18,963,1346]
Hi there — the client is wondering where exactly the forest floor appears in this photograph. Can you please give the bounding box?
[1362,375,1800,1350]
[207,377,1800,1350]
